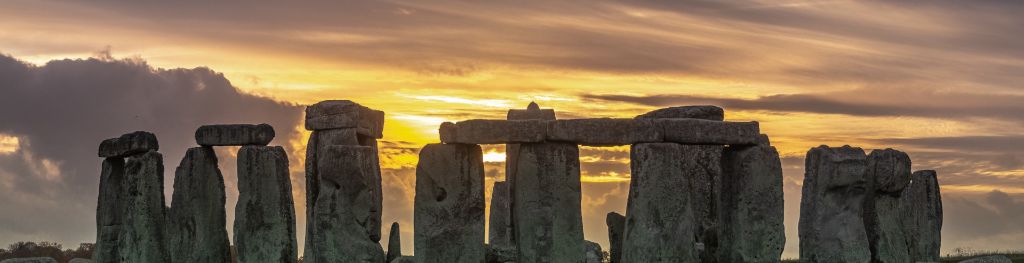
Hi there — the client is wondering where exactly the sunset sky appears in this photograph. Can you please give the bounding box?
[1,0,1023,259]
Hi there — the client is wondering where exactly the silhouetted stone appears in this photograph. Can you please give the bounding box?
[507,101,555,120]
[485,244,516,263]
[234,146,297,263]
[513,143,584,262]
[305,100,385,138]
[636,105,724,121]
[719,144,785,262]
[167,147,230,263]
[195,124,275,146]
[98,131,158,158]
[658,119,760,145]
[606,212,625,263]
[0,258,57,263]
[546,118,661,146]
[488,181,513,247]
[68,259,93,263]
[120,150,170,263]
[584,241,603,263]
[506,102,557,249]
[902,170,943,262]
[387,222,402,263]
[864,149,912,263]
[415,143,486,263]
[440,120,546,144]
[959,255,1012,263]
[799,145,870,262]
[94,157,125,263]
[308,145,385,263]
[622,143,699,263]
[391,257,416,263]
[362,136,384,243]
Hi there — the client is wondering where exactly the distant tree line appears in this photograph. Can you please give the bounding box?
[0,241,93,262]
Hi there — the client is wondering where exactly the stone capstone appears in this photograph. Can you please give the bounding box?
[658,119,760,145]
[98,131,158,158]
[305,100,385,138]
[488,181,513,247]
[440,120,547,144]
[234,146,297,263]
[508,102,556,120]
[0,258,58,263]
[512,143,584,262]
[798,145,870,262]
[864,149,913,263]
[606,212,625,263]
[440,118,758,145]
[194,124,275,146]
[387,222,402,263]
[902,170,943,262]
[167,147,230,263]
[120,150,170,263]
[719,144,785,262]
[414,143,486,263]
[584,241,603,263]
[307,145,385,263]
[94,157,125,263]
[622,143,699,263]
[546,118,661,146]
[959,255,1013,263]
[635,105,725,121]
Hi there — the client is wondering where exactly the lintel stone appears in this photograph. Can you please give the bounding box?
[98,131,159,158]
[195,124,275,146]
[305,100,385,138]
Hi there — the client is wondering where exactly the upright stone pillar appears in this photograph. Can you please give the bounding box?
[605,212,625,263]
[415,143,486,263]
[621,143,699,263]
[120,150,170,263]
[505,101,555,247]
[512,142,584,262]
[386,222,402,263]
[901,170,943,262]
[234,146,297,263]
[718,141,785,262]
[309,145,385,263]
[864,149,912,263]
[167,147,230,263]
[488,181,513,247]
[798,145,869,262]
[93,157,125,263]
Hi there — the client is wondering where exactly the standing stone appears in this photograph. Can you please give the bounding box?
[605,212,625,263]
[635,105,725,121]
[864,149,912,263]
[622,143,698,263]
[719,143,785,262]
[94,158,125,263]
[415,143,486,263]
[305,100,385,138]
[902,170,943,262]
[234,146,297,263]
[361,135,384,242]
[506,102,556,248]
[488,181,513,247]
[512,143,584,263]
[68,259,93,263]
[167,147,230,263]
[387,222,402,263]
[98,131,159,158]
[309,145,385,263]
[583,241,603,263]
[0,258,58,263]
[798,145,870,262]
[119,150,170,263]
[195,124,275,146]
[684,145,724,263]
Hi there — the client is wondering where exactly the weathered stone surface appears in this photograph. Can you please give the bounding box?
[234,146,297,263]
[959,255,1012,263]
[391,256,417,263]
[120,150,170,263]
[622,143,699,263]
[658,119,760,145]
[68,259,93,263]
[506,102,557,249]
[508,102,556,120]
[195,124,275,146]
[584,241,603,263]
[167,147,230,263]
[415,143,486,263]
[362,136,384,242]
[488,181,513,247]
[386,222,402,263]
[636,105,724,121]
[0,258,57,263]
[902,170,943,262]
[308,145,384,263]
[485,244,517,263]
[305,100,385,138]
[513,143,584,262]
[94,158,125,263]
[98,131,158,158]
[440,120,546,144]
[606,212,625,263]
[864,149,912,263]
[546,118,661,146]
[798,145,870,262]
[719,144,785,262]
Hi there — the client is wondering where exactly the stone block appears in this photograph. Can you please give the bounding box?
[864,149,913,263]
[606,212,625,263]
[658,119,760,145]
[901,170,943,262]
[307,145,385,263]
[387,222,402,263]
[414,143,486,263]
[440,120,546,144]
[512,143,584,262]
[120,150,170,263]
[305,100,385,138]
[234,146,297,263]
[636,105,724,121]
[488,181,513,247]
[622,143,700,263]
[167,147,230,263]
[798,145,870,262]
[546,118,661,146]
[195,124,275,146]
[719,144,785,262]
[98,131,158,158]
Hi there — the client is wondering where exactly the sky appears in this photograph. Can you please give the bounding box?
[1,0,1023,259]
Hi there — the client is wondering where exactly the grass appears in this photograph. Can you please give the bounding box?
[779,249,1024,263]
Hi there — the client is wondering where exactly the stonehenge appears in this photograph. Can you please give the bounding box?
[799,145,871,262]
[621,143,699,262]
[487,181,513,248]
[386,222,402,263]
[234,145,297,263]
[167,147,230,263]
[902,170,944,262]
[414,144,486,263]
[605,212,625,263]
[718,141,785,262]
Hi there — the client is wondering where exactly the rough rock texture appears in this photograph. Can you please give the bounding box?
[68,259,93,263]
[622,143,699,263]
[864,149,913,263]
[506,102,557,249]
[959,255,1012,263]
[94,158,125,263]
[440,120,546,144]
[635,105,725,121]
[798,145,870,262]
[391,257,417,263]
[195,124,275,146]
[307,145,385,263]
[305,100,385,138]
[679,144,724,262]
[512,143,584,262]
[546,118,661,146]
[0,258,57,263]
[415,144,486,263]
[584,241,603,263]
[167,147,230,263]
[508,102,556,120]
[485,244,517,263]
[234,146,297,263]
[657,119,759,145]
[387,222,402,263]
[362,136,384,242]
[488,181,513,247]
[98,131,158,158]
[902,170,943,262]
[606,212,625,263]
[719,144,785,262]
[120,150,170,263]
